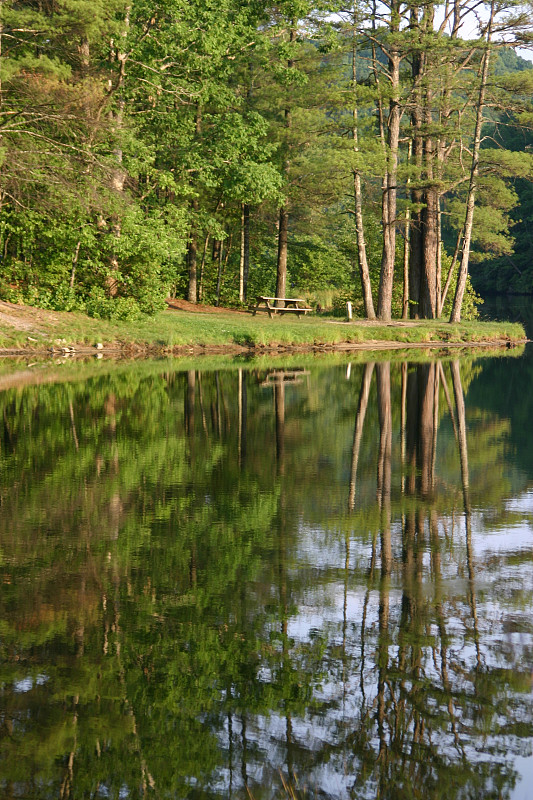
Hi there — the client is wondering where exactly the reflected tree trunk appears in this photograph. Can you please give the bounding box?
[376,362,392,772]
[349,362,374,510]
[406,367,418,497]
[450,361,469,509]
[418,364,436,497]
[197,373,209,436]
[450,360,481,666]
[185,370,195,437]
[228,708,233,798]
[241,714,248,789]
[438,361,458,442]
[376,362,392,521]
[215,372,222,437]
[238,369,247,468]
[275,381,285,476]
[400,362,407,493]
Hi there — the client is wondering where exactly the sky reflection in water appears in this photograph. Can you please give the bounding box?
[0,349,532,799]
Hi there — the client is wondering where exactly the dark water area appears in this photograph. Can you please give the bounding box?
[1,348,533,800]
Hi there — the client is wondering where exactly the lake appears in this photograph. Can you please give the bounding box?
[1,344,533,799]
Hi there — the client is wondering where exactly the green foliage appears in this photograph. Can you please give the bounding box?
[288,235,352,292]
[0,1,531,320]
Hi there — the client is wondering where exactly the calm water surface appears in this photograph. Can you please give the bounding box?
[1,347,533,799]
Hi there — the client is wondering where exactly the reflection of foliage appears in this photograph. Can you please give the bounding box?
[0,358,530,798]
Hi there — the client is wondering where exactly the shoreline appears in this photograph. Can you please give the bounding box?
[0,299,527,357]
[0,336,528,359]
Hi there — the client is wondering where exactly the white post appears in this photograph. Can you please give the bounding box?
[346,301,353,321]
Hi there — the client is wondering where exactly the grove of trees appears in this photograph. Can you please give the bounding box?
[0,0,532,321]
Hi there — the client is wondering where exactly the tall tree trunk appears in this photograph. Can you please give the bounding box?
[450,2,495,322]
[408,4,423,319]
[70,240,81,290]
[435,1,461,317]
[0,4,3,114]
[187,106,202,304]
[351,10,375,319]
[239,203,245,303]
[198,233,210,301]
[243,203,250,301]
[402,144,411,319]
[107,5,131,298]
[419,4,438,319]
[377,38,400,321]
[420,185,438,317]
[239,203,250,303]
[276,206,288,303]
[187,197,199,303]
[276,26,296,305]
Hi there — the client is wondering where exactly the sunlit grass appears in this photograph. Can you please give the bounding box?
[0,304,526,352]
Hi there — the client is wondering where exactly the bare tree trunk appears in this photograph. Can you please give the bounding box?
[198,233,210,301]
[408,4,423,319]
[215,236,224,306]
[402,143,412,319]
[275,26,296,305]
[450,2,495,322]
[187,198,198,303]
[438,228,462,315]
[419,4,438,319]
[435,0,461,317]
[351,11,375,319]
[188,106,202,304]
[377,42,400,321]
[0,4,3,114]
[420,186,438,317]
[106,5,131,298]
[239,203,251,303]
[436,197,442,313]
[70,240,81,289]
[239,203,245,303]
[243,203,250,301]
[215,232,232,306]
[276,206,288,304]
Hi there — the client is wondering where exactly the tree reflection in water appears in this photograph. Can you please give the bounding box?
[0,355,531,799]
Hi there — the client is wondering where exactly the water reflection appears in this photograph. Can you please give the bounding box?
[0,353,532,799]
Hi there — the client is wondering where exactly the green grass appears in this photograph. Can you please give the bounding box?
[0,305,526,352]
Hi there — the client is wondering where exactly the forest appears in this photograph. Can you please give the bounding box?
[1,0,532,322]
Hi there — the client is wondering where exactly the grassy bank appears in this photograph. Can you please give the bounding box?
[0,301,527,354]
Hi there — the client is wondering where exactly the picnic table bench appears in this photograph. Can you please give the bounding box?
[252,296,312,318]
[260,369,311,387]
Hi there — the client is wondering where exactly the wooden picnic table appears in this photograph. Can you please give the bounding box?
[252,296,312,318]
